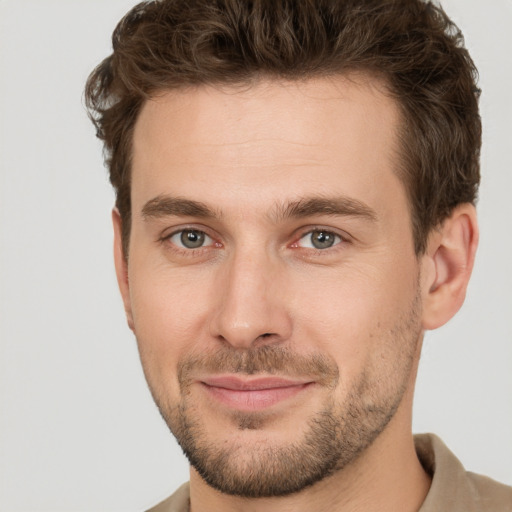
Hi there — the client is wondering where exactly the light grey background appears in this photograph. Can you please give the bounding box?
[0,1,510,510]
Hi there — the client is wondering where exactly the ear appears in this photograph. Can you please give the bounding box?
[112,208,135,332]
[420,203,479,330]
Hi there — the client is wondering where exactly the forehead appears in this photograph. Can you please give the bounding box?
[131,75,405,217]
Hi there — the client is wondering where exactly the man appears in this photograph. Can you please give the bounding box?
[85,0,512,510]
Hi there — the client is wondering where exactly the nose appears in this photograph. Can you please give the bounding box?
[209,249,293,349]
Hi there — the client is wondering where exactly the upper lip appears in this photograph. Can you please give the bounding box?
[200,375,313,391]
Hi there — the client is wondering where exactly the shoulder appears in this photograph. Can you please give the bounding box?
[415,433,512,511]
[146,482,190,512]
[466,471,512,510]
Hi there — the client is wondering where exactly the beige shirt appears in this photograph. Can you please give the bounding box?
[147,434,512,512]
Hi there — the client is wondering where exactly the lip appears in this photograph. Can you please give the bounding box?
[199,375,314,411]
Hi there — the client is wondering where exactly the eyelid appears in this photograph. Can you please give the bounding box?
[157,224,351,253]
[159,225,220,247]
[170,230,213,248]
[289,226,352,252]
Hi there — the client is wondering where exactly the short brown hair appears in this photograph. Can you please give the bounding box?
[85,0,481,256]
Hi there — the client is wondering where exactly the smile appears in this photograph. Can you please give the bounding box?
[199,376,314,411]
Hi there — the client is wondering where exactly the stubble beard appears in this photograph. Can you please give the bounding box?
[142,296,422,498]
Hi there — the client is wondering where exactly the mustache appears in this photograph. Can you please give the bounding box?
[178,345,339,388]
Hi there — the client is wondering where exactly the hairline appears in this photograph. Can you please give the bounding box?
[119,71,436,259]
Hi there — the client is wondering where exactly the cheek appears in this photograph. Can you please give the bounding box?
[291,258,419,377]
[128,264,216,382]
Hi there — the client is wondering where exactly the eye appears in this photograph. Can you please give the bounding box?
[297,229,342,250]
[169,229,213,249]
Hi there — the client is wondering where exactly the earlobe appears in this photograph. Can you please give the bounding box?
[112,208,135,332]
[421,204,479,330]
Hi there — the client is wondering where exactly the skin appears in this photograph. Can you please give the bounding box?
[113,75,478,512]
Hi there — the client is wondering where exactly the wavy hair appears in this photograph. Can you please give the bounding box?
[85,0,481,256]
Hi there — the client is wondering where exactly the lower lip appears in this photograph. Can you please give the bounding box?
[201,383,311,411]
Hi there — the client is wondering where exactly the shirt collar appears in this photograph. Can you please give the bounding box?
[416,433,480,512]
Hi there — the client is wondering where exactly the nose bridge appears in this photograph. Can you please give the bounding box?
[210,244,291,348]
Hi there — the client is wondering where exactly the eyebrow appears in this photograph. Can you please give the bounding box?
[273,196,378,222]
[141,194,377,223]
[142,196,219,220]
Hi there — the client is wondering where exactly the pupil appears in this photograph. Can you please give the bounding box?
[312,231,334,249]
[181,230,205,248]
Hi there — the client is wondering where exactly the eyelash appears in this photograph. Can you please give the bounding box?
[292,228,345,251]
[159,227,221,257]
[159,226,349,257]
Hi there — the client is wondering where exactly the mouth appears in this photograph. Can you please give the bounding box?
[199,375,314,411]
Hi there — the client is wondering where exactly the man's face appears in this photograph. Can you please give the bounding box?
[119,76,425,496]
